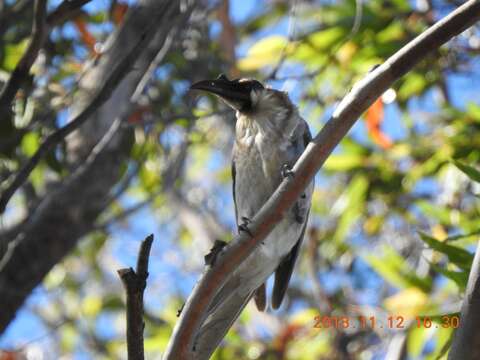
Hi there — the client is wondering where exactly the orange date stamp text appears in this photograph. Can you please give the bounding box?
[313,315,459,330]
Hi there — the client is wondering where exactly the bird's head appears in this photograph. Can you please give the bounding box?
[190,74,294,121]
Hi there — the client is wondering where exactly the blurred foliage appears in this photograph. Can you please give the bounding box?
[1,0,480,359]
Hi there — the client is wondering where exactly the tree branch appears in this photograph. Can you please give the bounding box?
[0,1,174,214]
[163,1,480,358]
[0,0,47,116]
[117,234,154,360]
[448,240,480,359]
[46,0,92,27]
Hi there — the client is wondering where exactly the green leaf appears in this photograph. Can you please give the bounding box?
[363,245,432,292]
[398,72,427,100]
[333,174,368,243]
[237,35,289,71]
[452,160,480,183]
[445,229,480,242]
[2,38,29,71]
[466,102,480,122]
[416,200,459,227]
[20,132,40,157]
[376,21,405,43]
[435,330,454,360]
[307,27,346,50]
[323,153,364,171]
[430,263,468,290]
[419,232,473,270]
[408,326,429,358]
[388,0,411,11]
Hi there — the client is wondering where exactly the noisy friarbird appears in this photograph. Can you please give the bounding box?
[189,74,313,359]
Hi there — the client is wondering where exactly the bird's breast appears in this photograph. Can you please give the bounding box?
[233,132,291,220]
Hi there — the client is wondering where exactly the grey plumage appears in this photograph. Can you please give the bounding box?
[190,75,313,359]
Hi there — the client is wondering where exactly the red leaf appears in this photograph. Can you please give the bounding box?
[127,105,151,124]
[365,98,393,149]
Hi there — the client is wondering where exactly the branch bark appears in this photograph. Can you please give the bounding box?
[448,240,480,359]
[163,1,480,358]
[118,234,154,360]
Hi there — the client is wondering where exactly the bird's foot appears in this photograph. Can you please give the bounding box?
[281,163,294,179]
[204,239,228,266]
[293,202,305,224]
[238,216,253,237]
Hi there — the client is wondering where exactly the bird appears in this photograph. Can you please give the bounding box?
[189,74,313,358]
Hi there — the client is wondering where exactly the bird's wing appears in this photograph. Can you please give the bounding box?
[272,121,313,309]
[232,159,239,225]
[232,158,267,311]
[194,283,254,359]
[272,214,309,309]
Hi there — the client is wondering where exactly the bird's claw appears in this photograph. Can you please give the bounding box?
[176,302,185,317]
[369,64,381,73]
[238,216,253,236]
[281,164,294,179]
[204,239,228,266]
[293,202,305,224]
[241,216,251,224]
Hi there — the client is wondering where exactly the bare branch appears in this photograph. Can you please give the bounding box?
[46,0,92,27]
[0,0,48,116]
[117,234,154,360]
[163,1,480,358]
[448,240,480,359]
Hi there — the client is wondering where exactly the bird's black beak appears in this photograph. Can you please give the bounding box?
[190,74,252,111]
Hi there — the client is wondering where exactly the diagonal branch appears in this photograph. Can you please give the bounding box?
[163,1,480,358]
[0,2,172,214]
[0,0,48,116]
[46,0,92,27]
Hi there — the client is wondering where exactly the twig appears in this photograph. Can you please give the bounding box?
[448,240,480,359]
[0,0,48,116]
[117,234,154,360]
[163,1,480,358]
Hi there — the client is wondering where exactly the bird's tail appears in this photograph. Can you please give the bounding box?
[192,276,254,359]
[253,283,266,311]
[192,250,278,359]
